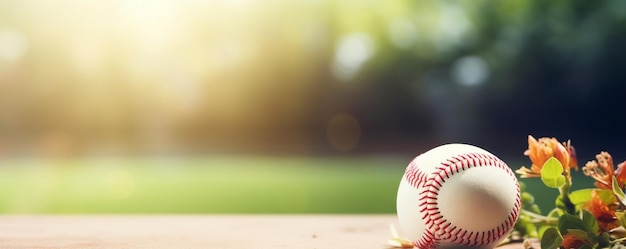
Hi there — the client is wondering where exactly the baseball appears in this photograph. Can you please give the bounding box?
[396,144,520,249]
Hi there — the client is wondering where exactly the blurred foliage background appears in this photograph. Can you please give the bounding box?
[0,0,625,213]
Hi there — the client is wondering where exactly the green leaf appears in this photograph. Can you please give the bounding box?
[538,225,552,239]
[569,188,595,205]
[558,213,587,236]
[580,210,599,234]
[613,176,626,205]
[597,232,610,248]
[521,192,535,205]
[524,222,538,238]
[541,157,566,188]
[596,189,616,204]
[541,227,563,249]
[548,208,564,219]
[529,203,542,214]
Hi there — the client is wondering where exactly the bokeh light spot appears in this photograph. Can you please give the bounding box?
[433,3,474,51]
[0,29,28,61]
[326,113,361,152]
[451,56,489,87]
[331,33,375,81]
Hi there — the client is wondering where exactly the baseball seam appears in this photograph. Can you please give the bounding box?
[405,160,428,188]
[407,152,521,248]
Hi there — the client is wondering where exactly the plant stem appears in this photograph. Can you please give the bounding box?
[521,209,558,225]
[559,173,576,214]
[559,176,571,201]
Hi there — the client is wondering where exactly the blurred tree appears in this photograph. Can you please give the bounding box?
[0,0,625,159]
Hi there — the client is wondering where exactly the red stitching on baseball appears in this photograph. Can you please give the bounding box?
[413,152,521,248]
[405,161,428,189]
[416,230,437,249]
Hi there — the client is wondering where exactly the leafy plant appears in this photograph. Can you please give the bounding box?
[513,135,626,249]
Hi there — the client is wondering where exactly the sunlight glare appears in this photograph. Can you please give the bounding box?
[331,33,375,82]
[0,29,28,62]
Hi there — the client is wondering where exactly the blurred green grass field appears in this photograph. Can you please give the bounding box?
[0,156,408,214]
[0,156,595,214]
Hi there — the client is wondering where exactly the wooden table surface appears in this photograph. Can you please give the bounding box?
[0,215,531,249]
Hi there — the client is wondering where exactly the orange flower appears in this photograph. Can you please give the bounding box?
[583,152,618,190]
[615,161,626,189]
[516,135,578,178]
[563,139,579,171]
[582,190,619,233]
[561,234,586,249]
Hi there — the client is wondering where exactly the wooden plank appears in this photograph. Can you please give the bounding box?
[0,215,531,248]
[0,215,394,249]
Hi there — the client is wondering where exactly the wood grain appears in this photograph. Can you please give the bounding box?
[0,215,531,248]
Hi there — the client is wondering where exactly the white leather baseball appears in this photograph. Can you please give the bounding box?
[396,144,520,249]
